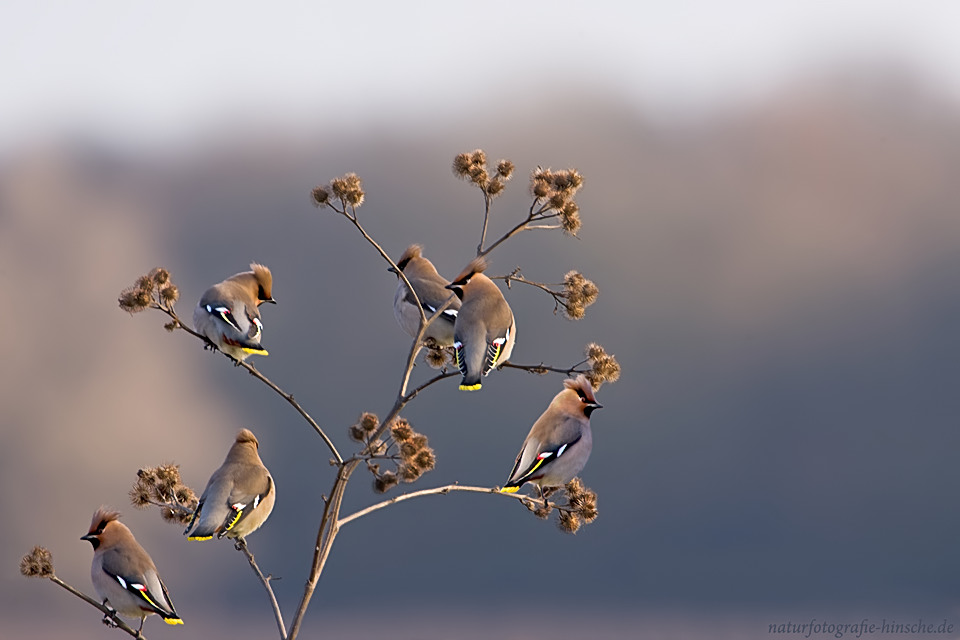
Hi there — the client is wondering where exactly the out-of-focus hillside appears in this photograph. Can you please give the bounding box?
[5,74,960,638]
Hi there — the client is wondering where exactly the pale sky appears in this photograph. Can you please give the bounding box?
[3,1,960,147]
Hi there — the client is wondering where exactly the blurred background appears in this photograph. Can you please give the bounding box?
[3,2,960,638]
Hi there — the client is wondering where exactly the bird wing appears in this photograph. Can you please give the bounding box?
[504,416,583,489]
[199,298,267,354]
[100,550,180,621]
[219,471,273,537]
[481,324,512,375]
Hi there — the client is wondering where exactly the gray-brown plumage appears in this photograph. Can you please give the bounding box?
[81,507,183,631]
[389,245,461,347]
[445,256,516,391]
[193,263,276,362]
[184,428,276,542]
[501,375,602,497]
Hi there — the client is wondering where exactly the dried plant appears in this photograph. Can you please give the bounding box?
[30,150,619,640]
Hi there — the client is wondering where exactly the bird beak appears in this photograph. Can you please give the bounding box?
[80,534,94,541]
[591,403,603,410]
[265,298,277,304]
[444,283,454,290]
[387,266,398,274]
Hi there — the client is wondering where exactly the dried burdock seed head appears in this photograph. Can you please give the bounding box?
[118,287,149,313]
[136,274,154,291]
[558,510,582,534]
[533,503,553,520]
[400,441,419,458]
[470,149,486,166]
[496,159,515,180]
[359,412,379,434]
[399,464,421,482]
[374,470,399,493]
[331,173,365,207]
[160,284,179,305]
[548,193,568,211]
[562,271,599,320]
[129,482,152,509]
[154,464,181,491]
[424,347,447,369]
[411,434,429,450]
[176,486,198,506]
[565,477,585,500]
[20,546,54,578]
[579,492,598,523]
[164,321,178,332]
[485,178,504,197]
[391,418,414,443]
[453,153,473,178]
[349,424,366,442]
[413,448,436,472]
[149,267,171,287]
[469,165,489,187]
[584,342,621,387]
[311,185,331,207]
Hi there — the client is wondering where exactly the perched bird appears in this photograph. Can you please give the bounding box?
[193,263,276,362]
[184,428,276,542]
[500,375,602,497]
[81,507,183,632]
[389,244,461,347]
[445,257,516,391]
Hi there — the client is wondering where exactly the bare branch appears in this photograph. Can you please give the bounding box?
[338,484,544,527]
[48,576,147,638]
[237,539,287,639]
[153,305,343,464]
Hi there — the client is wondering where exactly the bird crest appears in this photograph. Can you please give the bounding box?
[450,256,488,286]
[88,507,121,534]
[564,374,598,404]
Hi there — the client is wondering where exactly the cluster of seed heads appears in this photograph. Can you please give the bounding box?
[562,271,600,320]
[531,167,584,235]
[452,149,515,199]
[584,342,621,388]
[367,417,436,493]
[311,172,365,210]
[129,464,198,525]
[522,478,598,534]
[20,546,54,578]
[118,267,180,314]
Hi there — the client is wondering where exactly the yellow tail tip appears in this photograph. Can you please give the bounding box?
[499,486,519,493]
[459,383,482,391]
[242,347,269,356]
[187,535,213,542]
[164,618,184,625]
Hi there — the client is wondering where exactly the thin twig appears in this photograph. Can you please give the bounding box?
[155,305,343,464]
[337,484,543,527]
[49,576,146,638]
[477,191,492,255]
[237,540,287,639]
[500,360,591,376]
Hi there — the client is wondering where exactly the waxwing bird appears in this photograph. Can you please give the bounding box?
[81,507,183,632]
[184,428,276,542]
[501,375,602,497]
[445,257,516,391]
[389,244,461,347]
[193,263,276,362]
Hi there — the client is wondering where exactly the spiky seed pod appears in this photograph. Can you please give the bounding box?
[119,287,150,313]
[558,510,582,534]
[129,482,152,508]
[150,267,171,286]
[311,185,331,207]
[584,342,621,386]
[331,173,365,207]
[136,275,154,291]
[453,153,473,178]
[533,503,553,520]
[374,470,399,493]
[399,464,421,482]
[349,424,366,442]
[413,448,436,472]
[20,546,54,578]
[160,284,179,305]
[496,159,515,179]
[359,412,379,433]
[485,178,504,197]
[424,347,447,369]
[164,321,177,332]
[400,441,419,458]
[391,419,413,442]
